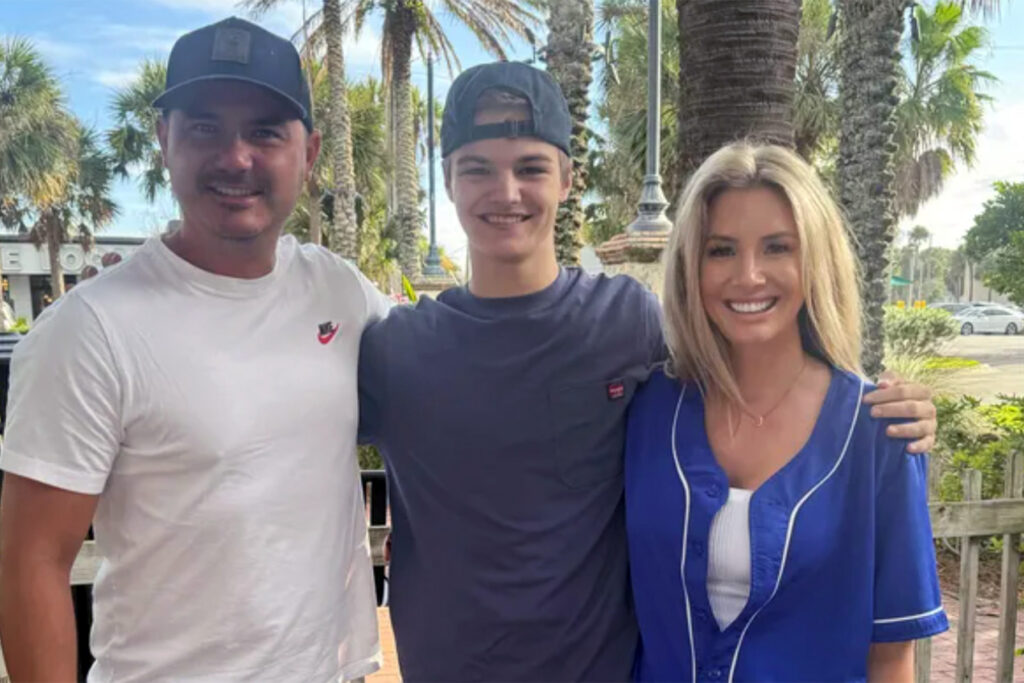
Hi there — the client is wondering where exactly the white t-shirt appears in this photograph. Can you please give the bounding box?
[0,234,391,682]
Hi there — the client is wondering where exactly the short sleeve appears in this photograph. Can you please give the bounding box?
[871,432,949,642]
[0,294,122,494]
[640,290,668,365]
[357,318,388,445]
[353,266,393,325]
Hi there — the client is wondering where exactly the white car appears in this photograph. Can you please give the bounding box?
[953,306,1024,335]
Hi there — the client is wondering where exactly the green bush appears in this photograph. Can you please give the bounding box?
[883,306,958,359]
[934,395,1024,503]
[358,444,384,470]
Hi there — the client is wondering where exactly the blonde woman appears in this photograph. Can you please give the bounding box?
[625,143,948,682]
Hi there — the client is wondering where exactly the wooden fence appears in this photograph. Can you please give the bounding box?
[915,452,1024,683]
[2,461,1023,682]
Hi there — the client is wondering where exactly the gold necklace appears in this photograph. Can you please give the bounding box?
[734,359,808,428]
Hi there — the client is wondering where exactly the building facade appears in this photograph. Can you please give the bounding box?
[0,235,146,323]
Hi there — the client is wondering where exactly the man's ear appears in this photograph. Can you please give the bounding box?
[156,114,170,168]
[559,169,572,203]
[443,159,454,201]
[305,128,322,181]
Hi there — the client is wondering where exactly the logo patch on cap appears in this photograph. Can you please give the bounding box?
[212,28,251,64]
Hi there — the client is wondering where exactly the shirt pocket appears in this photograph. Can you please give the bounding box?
[548,377,637,489]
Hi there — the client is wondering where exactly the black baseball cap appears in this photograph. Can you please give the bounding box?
[153,16,313,131]
[440,61,571,158]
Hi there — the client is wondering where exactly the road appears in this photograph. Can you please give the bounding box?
[939,335,1024,400]
[943,334,1024,369]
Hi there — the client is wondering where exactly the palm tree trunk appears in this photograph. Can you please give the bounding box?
[392,3,422,278]
[308,176,322,246]
[46,218,65,299]
[836,0,909,377]
[545,0,593,266]
[323,0,359,260]
[675,0,801,182]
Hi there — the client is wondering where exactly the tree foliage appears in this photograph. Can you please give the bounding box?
[984,230,1024,305]
[106,60,167,202]
[894,1,995,217]
[964,181,1024,261]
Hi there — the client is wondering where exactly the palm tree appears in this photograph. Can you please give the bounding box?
[243,0,362,261]
[546,0,593,266]
[0,38,74,208]
[793,0,839,165]
[107,60,168,203]
[906,225,930,303]
[836,0,1005,375]
[674,0,803,184]
[893,1,994,217]
[19,126,118,298]
[836,0,909,377]
[286,65,390,276]
[320,0,361,260]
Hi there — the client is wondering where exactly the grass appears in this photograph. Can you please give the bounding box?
[884,354,984,398]
[925,356,982,371]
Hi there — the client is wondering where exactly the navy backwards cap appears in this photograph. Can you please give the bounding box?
[153,16,313,131]
[440,61,571,158]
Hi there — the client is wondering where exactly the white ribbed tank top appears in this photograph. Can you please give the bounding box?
[707,487,753,630]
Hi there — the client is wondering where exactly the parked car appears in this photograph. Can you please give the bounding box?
[953,306,1024,335]
[929,302,970,315]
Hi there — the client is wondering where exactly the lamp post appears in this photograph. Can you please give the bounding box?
[423,49,444,276]
[626,0,672,233]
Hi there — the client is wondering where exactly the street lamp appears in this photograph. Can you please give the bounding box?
[626,0,672,233]
[423,49,444,276]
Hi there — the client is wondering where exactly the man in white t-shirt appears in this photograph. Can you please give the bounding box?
[0,17,387,682]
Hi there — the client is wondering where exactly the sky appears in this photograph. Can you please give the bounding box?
[2,0,1023,261]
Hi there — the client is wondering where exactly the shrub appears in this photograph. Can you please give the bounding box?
[358,444,384,470]
[934,395,1024,503]
[883,306,958,359]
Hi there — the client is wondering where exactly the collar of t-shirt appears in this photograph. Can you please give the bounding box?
[149,233,295,299]
[439,267,576,319]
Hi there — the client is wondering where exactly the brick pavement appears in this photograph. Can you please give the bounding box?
[366,593,1024,682]
[927,593,1024,682]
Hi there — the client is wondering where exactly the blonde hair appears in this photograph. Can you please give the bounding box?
[662,142,863,406]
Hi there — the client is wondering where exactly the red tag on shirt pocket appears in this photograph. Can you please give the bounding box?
[607,381,625,400]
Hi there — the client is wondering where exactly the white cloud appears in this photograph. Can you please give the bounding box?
[149,0,255,12]
[94,24,183,55]
[147,0,307,42]
[29,36,86,63]
[899,94,1024,248]
[344,24,384,68]
[94,69,142,89]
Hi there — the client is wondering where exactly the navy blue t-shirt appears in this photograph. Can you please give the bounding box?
[625,367,948,682]
[359,268,664,681]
